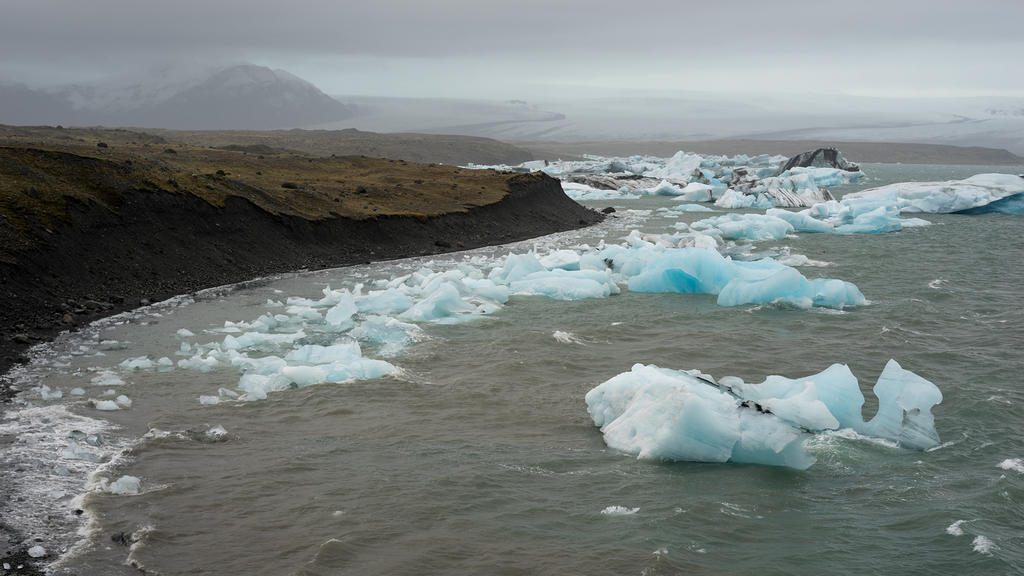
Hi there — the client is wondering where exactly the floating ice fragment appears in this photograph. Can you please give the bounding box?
[672,203,714,212]
[92,399,121,411]
[91,371,125,386]
[119,356,156,371]
[715,189,774,209]
[38,385,63,400]
[199,395,220,405]
[600,506,639,516]
[692,213,794,241]
[997,458,1024,473]
[176,328,195,338]
[324,290,358,331]
[106,475,141,495]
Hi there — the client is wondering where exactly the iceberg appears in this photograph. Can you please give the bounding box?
[691,213,794,241]
[842,173,1024,214]
[615,244,865,309]
[671,203,715,213]
[585,360,942,469]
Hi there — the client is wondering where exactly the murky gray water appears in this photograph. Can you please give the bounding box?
[3,164,1023,575]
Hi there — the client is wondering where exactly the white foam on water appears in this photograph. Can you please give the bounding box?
[552,330,583,345]
[996,458,1024,473]
[0,402,132,567]
[972,535,995,555]
[946,520,966,536]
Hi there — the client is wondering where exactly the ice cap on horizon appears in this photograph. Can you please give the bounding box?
[585,359,942,469]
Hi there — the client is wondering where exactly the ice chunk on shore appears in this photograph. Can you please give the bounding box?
[843,173,1024,214]
[585,360,942,469]
[560,181,639,200]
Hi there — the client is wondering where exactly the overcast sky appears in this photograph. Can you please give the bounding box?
[2,0,1022,99]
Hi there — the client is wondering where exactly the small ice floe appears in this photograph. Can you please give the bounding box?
[600,506,639,516]
[98,340,126,351]
[90,370,125,387]
[176,328,195,338]
[91,395,132,411]
[997,458,1023,473]
[38,385,63,400]
[672,203,714,212]
[119,356,174,371]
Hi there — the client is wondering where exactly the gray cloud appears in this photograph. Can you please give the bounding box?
[2,0,1022,97]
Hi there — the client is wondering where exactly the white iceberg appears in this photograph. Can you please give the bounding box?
[585,360,942,469]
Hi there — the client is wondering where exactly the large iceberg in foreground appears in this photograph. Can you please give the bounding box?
[585,360,942,469]
[842,173,1024,214]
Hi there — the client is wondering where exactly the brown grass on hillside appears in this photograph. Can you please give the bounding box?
[0,125,533,262]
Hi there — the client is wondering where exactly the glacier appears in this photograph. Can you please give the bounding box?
[585,359,942,469]
[841,173,1024,214]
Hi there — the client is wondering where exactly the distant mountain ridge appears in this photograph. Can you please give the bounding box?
[0,65,353,130]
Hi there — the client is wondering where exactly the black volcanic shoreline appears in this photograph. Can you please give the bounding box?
[0,173,602,391]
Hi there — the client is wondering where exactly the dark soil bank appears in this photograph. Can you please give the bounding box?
[0,173,601,389]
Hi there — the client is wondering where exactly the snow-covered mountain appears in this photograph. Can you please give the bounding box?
[0,65,353,130]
